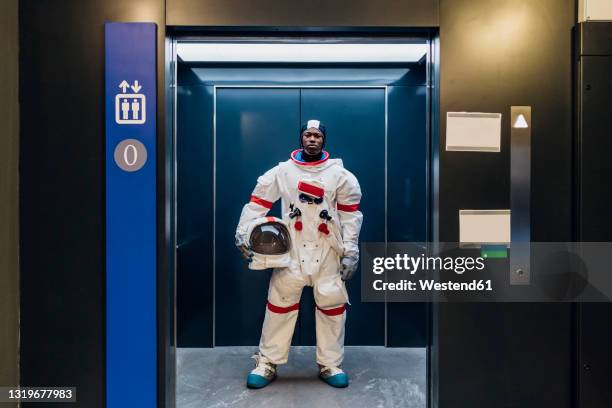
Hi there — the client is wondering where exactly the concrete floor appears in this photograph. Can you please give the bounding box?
[177,346,426,408]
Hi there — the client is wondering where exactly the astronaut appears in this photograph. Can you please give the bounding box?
[235,120,363,389]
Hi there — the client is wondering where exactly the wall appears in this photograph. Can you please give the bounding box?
[0,0,20,405]
[167,0,438,26]
[19,1,167,407]
[435,0,576,406]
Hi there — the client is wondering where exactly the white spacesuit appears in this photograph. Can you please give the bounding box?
[236,143,363,389]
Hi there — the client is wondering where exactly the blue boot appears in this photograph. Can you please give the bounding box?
[319,365,349,388]
[246,353,277,389]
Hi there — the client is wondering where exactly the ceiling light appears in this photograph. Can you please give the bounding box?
[177,43,428,63]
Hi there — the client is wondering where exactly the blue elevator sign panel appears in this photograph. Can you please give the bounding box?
[105,23,157,408]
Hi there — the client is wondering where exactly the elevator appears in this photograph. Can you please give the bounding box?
[174,39,431,349]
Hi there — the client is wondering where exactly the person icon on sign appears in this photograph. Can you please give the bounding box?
[131,98,140,120]
[121,99,130,120]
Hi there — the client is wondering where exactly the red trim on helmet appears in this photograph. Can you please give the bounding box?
[267,301,300,314]
[266,216,276,223]
[298,181,325,198]
[250,195,273,209]
[316,304,346,316]
[337,203,359,212]
[290,149,329,166]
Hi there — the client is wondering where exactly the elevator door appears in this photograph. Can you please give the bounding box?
[215,87,386,346]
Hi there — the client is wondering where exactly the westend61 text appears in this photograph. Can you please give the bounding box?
[373,279,493,292]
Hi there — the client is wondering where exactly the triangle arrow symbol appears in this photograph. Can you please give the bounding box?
[513,114,529,128]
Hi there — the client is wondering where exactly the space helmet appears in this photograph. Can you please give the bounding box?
[246,216,292,270]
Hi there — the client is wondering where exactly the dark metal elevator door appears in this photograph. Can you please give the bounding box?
[578,54,612,408]
[215,87,385,346]
[215,88,300,346]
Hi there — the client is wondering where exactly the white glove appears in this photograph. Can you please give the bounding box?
[339,256,359,281]
[235,236,253,262]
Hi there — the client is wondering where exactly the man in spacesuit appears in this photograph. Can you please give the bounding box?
[235,120,363,389]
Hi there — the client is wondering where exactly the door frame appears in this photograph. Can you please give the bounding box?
[164,30,441,407]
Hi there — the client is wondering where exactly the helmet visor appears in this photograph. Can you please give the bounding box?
[250,221,291,255]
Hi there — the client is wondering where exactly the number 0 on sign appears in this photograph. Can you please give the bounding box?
[114,138,148,172]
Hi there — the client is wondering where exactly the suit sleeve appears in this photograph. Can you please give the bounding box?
[235,165,281,246]
[336,170,363,260]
